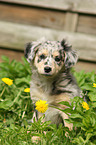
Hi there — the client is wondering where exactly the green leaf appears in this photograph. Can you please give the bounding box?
[86,133,93,141]
[70,114,83,119]
[15,77,30,85]
[81,84,94,91]
[61,108,74,114]
[0,99,13,109]
[59,101,71,107]
[1,55,9,63]
[92,102,96,108]
[73,136,85,144]
[73,122,83,127]
[89,92,96,101]
[79,136,85,143]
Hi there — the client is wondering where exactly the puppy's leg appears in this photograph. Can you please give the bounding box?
[60,111,73,130]
[31,104,38,122]
[55,93,73,130]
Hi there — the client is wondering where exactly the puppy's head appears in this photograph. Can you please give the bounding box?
[25,38,78,76]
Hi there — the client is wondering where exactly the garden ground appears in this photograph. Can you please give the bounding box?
[0,56,96,145]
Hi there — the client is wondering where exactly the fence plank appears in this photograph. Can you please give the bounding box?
[0,3,96,35]
[77,15,96,35]
[0,3,65,30]
[0,21,96,62]
[0,0,96,14]
[0,48,23,62]
[64,12,78,32]
[75,61,96,72]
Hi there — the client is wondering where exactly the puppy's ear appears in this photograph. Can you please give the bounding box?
[61,39,78,68]
[25,37,46,63]
[25,42,32,61]
[25,42,37,63]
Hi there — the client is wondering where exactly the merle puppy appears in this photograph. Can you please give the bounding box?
[25,38,80,129]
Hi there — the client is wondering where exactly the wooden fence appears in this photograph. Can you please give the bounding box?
[0,0,96,72]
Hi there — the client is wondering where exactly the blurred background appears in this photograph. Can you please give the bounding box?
[0,0,96,72]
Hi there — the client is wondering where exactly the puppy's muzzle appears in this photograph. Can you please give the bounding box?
[44,67,52,73]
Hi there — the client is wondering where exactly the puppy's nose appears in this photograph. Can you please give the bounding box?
[44,67,52,73]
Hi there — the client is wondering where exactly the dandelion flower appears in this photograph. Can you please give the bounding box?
[82,102,89,110]
[2,78,13,86]
[24,88,30,92]
[35,100,48,113]
[93,83,96,88]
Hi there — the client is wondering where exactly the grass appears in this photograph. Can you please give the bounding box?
[0,55,96,145]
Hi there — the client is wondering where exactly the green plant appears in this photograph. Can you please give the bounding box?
[0,56,96,145]
[0,56,33,127]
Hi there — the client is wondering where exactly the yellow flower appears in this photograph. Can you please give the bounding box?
[2,78,13,86]
[93,83,96,87]
[35,100,48,113]
[82,102,89,110]
[24,88,30,92]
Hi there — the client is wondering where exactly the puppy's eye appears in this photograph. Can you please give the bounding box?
[39,54,46,59]
[55,56,61,62]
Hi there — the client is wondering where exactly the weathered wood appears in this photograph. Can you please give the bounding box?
[0,0,96,14]
[0,21,96,62]
[0,2,96,35]
[0,3,65,30]
[0,48,24,62]
[64,12,78,32]
[75,61,96,72]
[0,48,96,72]
[77,15,96,35]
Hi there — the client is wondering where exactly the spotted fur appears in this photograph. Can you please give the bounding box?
[25,38,80,129]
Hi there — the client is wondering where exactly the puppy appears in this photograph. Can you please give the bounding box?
[25,38,80,129]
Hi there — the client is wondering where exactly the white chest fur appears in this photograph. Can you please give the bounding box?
[30,73,53,104]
